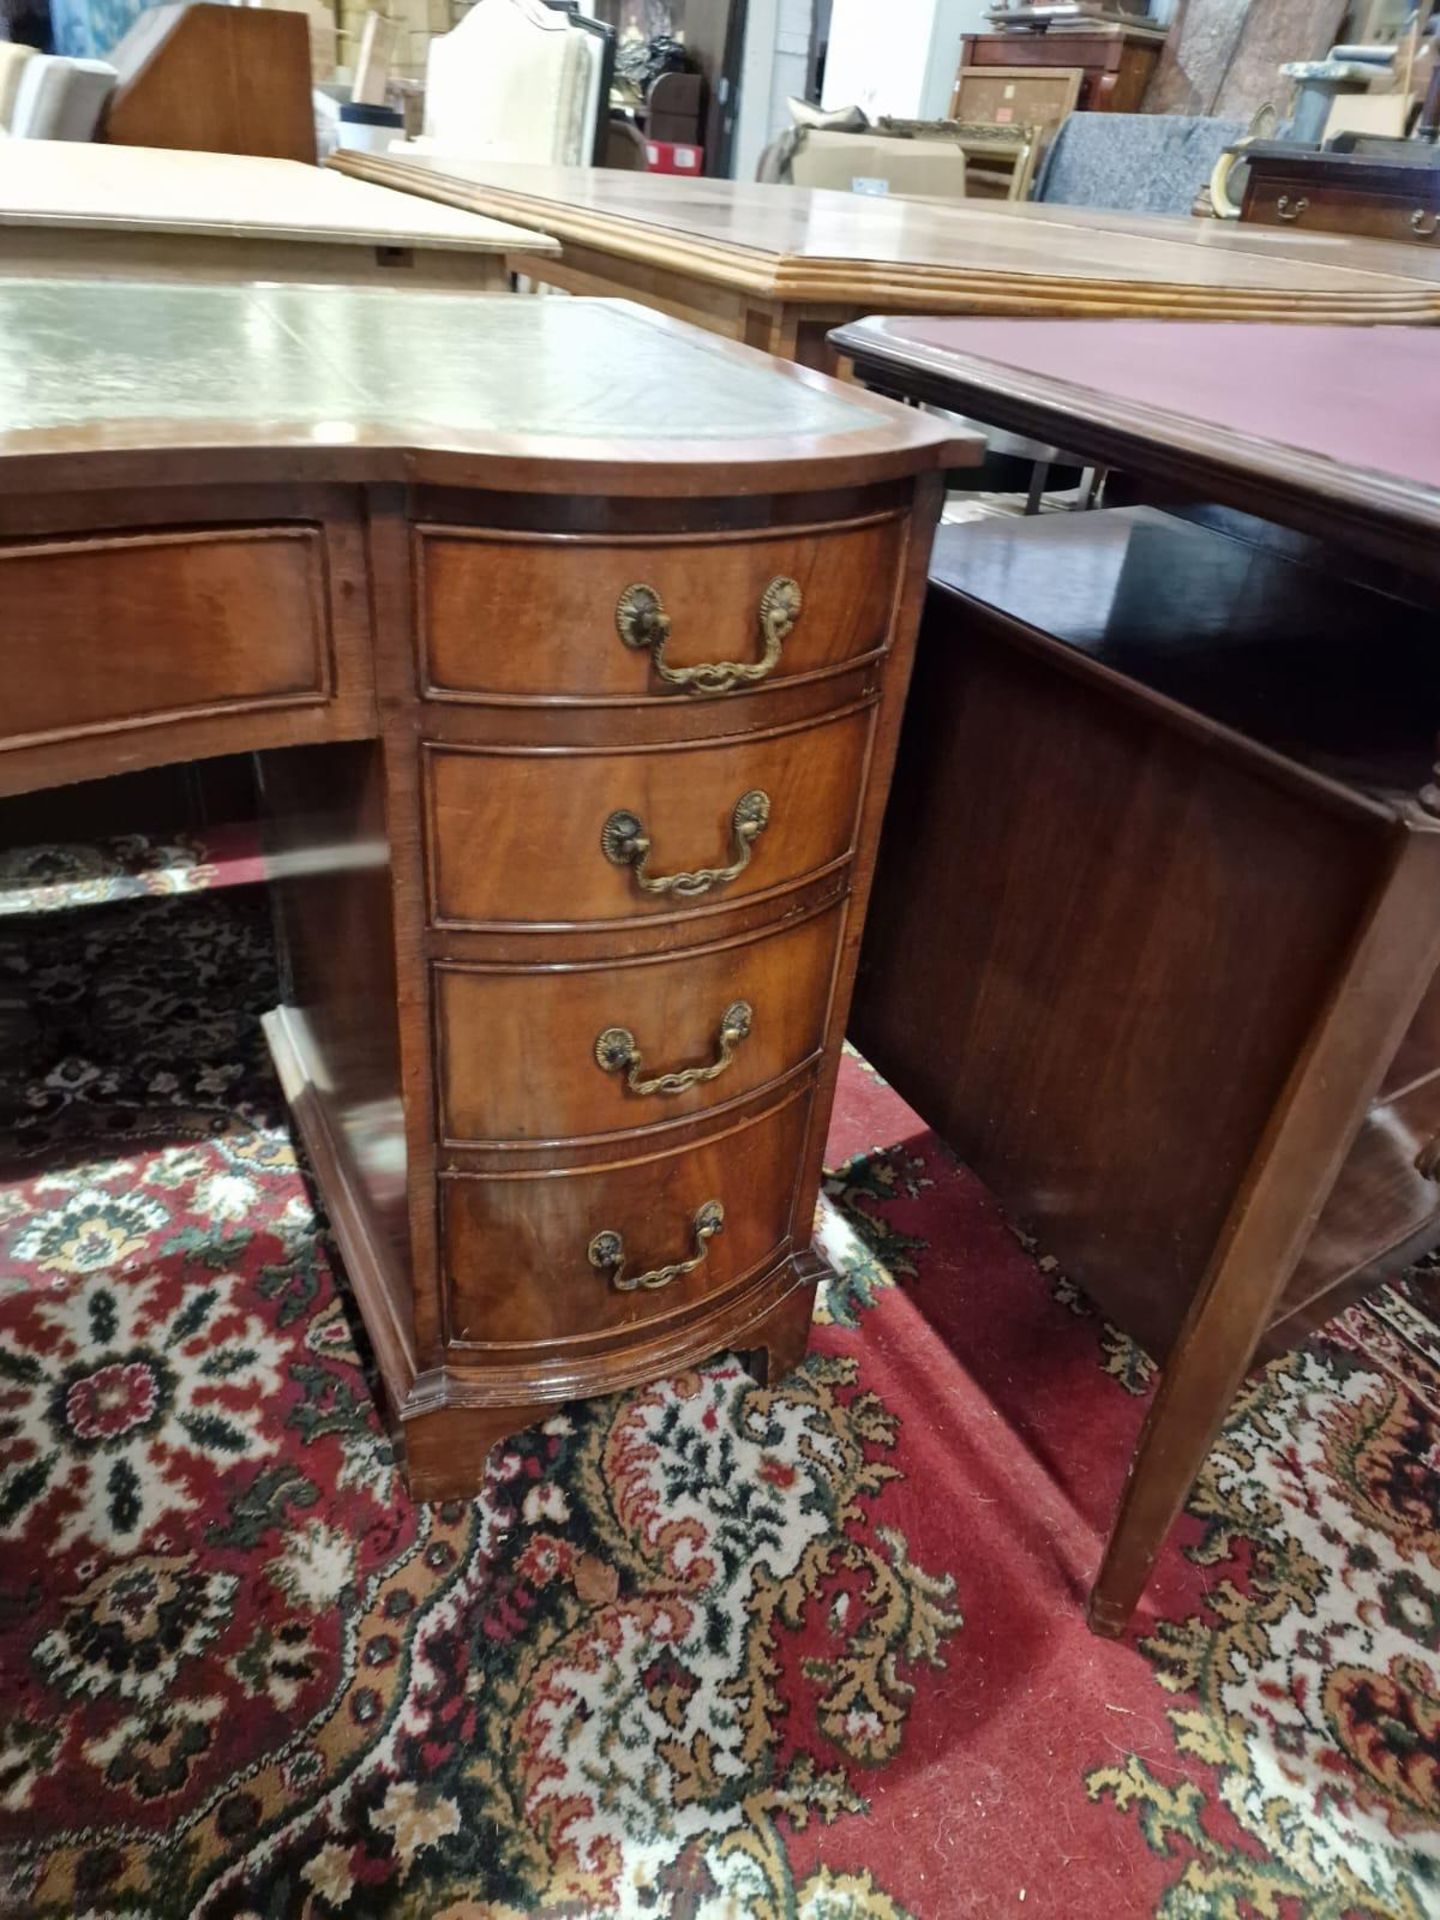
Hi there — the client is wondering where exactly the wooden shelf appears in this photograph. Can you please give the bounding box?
[930,505,1440,802]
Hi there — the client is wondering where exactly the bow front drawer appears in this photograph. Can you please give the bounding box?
[436,898,842,1146]
[0,525,331,750]
[423,704,871,930]
[442,1084,811,1348]
[416,517,903,703]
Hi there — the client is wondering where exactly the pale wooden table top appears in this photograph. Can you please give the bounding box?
[329,155,1440,319]
[0,142,558,257]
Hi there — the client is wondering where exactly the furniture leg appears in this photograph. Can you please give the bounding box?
[1090,825,1440,1635]
[739,1248,827,1384]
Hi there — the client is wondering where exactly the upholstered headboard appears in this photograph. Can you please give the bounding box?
[421,0,613,166]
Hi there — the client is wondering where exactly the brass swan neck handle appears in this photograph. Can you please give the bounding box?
[588,1201,725,1293]
[595,1001,752,1096]
[616,576,802,696]
[601,789,770,898]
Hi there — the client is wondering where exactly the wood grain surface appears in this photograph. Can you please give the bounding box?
[330,153,1440,323]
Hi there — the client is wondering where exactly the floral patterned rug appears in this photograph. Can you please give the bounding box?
[3,882,1440,1918]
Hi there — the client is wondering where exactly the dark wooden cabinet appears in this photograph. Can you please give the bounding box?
[855,505,1440,1360]
[958,26,1164,114]
[1241,144,1440,248]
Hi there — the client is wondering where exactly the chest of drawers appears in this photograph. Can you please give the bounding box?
[267,485,945,1498]
[0,282,965,1501]
[1240,144,1440,247]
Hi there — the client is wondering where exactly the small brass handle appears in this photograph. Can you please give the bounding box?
[596,1000,752,1095]
[1412,210,1439,240]
[616,576,802,696]
[601,789,770,898]
[1275,194,1309,223]
[588,1200,724,1293]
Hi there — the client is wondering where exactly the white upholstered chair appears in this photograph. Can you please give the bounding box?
[412,0,612,165]
[0,43,37,131]
[7,54,116,139]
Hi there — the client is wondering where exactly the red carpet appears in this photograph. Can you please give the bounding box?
[2,885,1439,1917]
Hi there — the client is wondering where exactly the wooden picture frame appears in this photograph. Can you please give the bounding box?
[948,64,1084,151]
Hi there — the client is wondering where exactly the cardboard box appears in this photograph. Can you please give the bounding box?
[788,129,968,200]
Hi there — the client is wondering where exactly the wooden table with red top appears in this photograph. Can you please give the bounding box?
[831,315,1440,1634]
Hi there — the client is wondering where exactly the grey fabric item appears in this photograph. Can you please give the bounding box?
[1035,111,1250,214]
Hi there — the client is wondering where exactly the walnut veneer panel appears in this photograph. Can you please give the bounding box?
[0,526,329,747]
[441,1085,812,1347]
[436,899,842,1146]
[423,704,872,930]
[417,516,903,704]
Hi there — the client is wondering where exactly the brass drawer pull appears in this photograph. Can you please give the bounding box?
[1412,210,1440,240]
[596,999,752,1095]
[1275,194,1309,223]
[588,1200,724,1292]
[601,789,770,898]
[616,576,802,695]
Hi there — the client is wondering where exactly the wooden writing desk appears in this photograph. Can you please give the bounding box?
[834,314,1440,1634]
[0,279,965,1495]
[0,142,557,289]
[331,156,1440,368]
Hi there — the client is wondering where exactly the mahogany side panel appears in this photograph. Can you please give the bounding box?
[102,3,317,163]
[260,739,409,1294]
[851,590,1384,1362]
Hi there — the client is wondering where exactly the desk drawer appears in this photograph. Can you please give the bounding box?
[436,898,842,1145]
[425,704,871,930]
[417,518,902,703]
[1243,180,1440,247]
[0,526,330,748]
[442,1084,810,1348]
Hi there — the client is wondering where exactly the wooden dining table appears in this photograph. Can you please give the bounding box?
[329,155,1440,368]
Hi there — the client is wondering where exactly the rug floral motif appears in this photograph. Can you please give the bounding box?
[1088,1300,1440,1920]
[0,894,961,1919]
[5,887,1440,1917]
